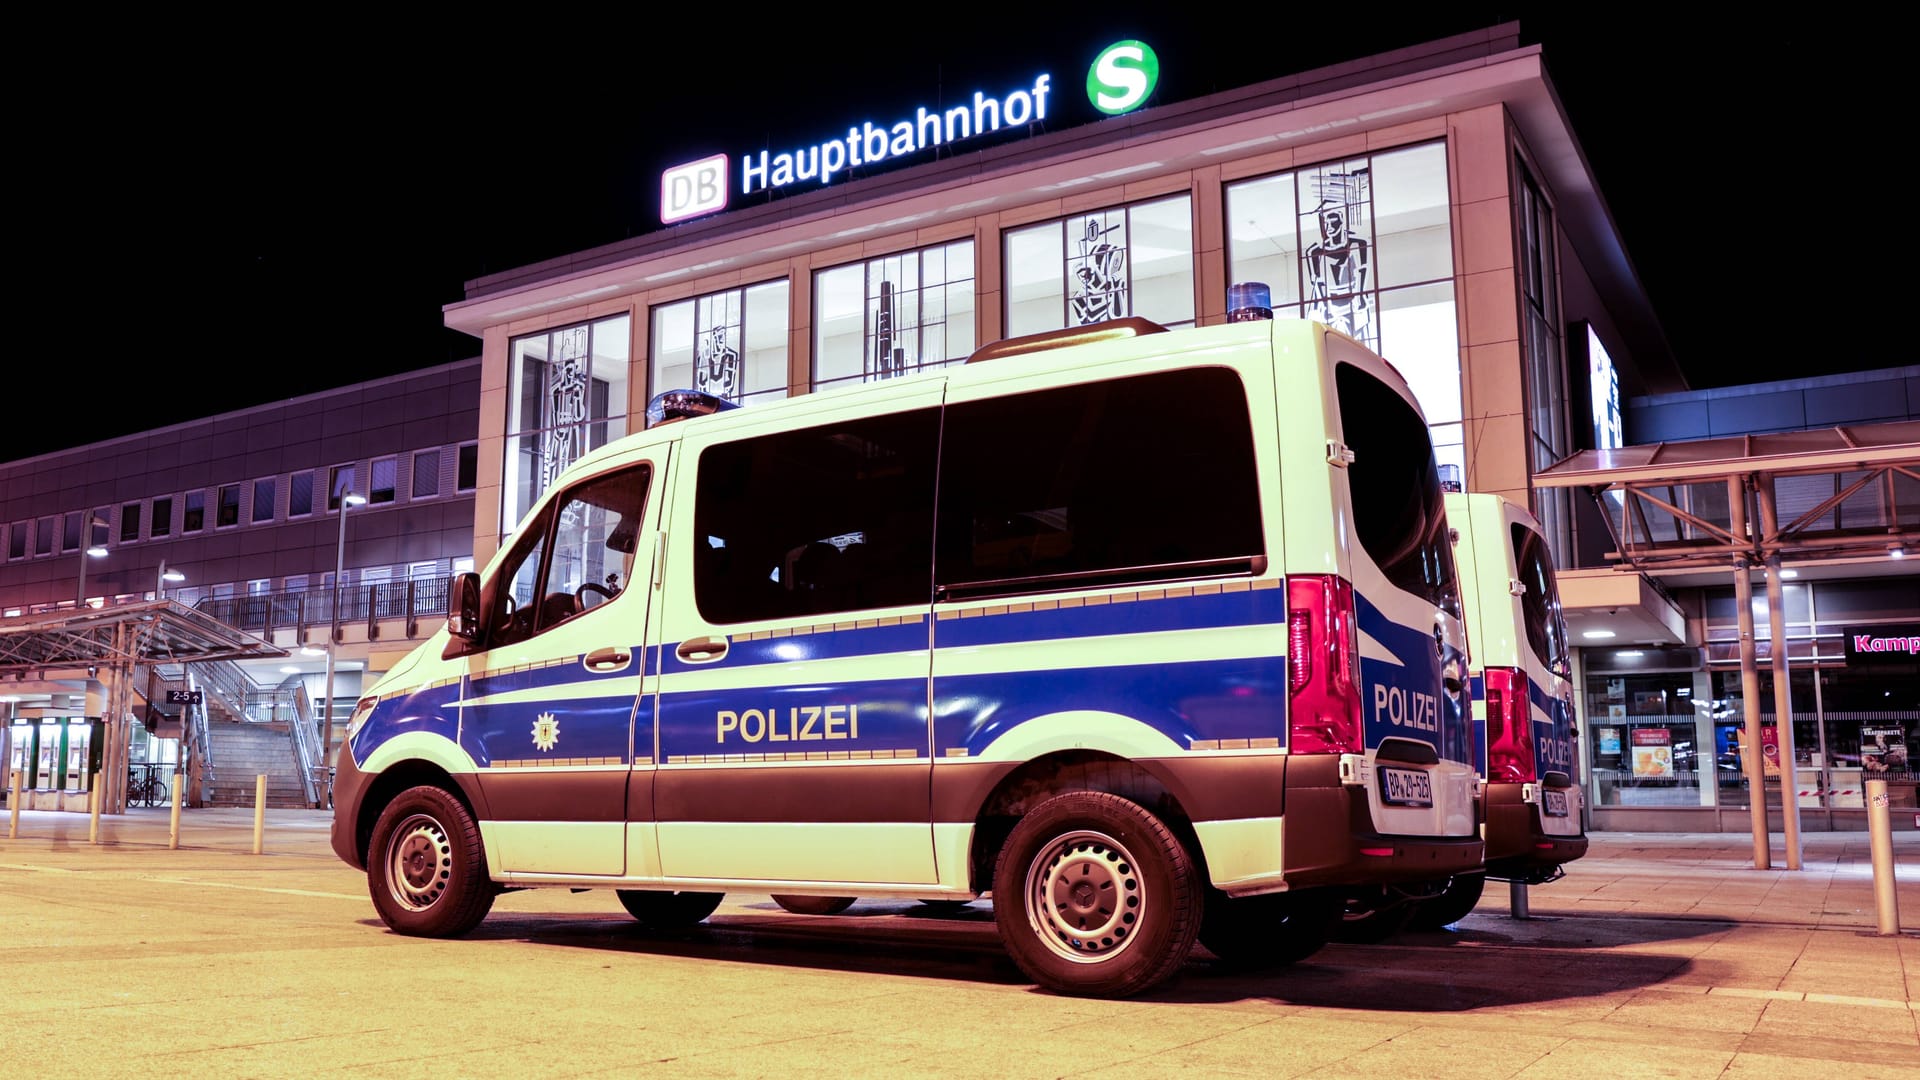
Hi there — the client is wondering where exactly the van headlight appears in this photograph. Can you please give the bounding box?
[344,698,377,741]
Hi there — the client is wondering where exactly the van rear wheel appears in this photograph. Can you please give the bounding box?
[367,785,494,937]
[993,791,1200,998]
[617,890,724,929]
[1199,887,1341,970]
[771,895,856,915]
[1405,872,1486,930]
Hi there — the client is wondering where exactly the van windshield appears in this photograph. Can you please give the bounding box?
[1334,361,1458,611]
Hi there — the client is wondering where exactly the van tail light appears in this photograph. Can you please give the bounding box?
[1287,574,1363,755]
[1484,666,1537,783]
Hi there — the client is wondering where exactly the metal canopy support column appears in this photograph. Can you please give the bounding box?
[1757,477,1804,870]
[1730,476,1771,869]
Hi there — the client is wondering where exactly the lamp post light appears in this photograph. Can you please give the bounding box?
[319,492,366,804]
[76,514,109,608]
[156,560,186,599]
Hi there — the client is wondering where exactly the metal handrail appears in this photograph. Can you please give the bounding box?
[288,683,322,808]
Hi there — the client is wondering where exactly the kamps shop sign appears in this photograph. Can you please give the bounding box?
[1844,625,1920,664]
[661,41,1161,225]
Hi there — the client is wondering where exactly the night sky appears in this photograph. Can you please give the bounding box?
[8,11,1863,464]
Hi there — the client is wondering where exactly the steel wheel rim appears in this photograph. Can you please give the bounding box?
[1025,828,1143,964]
[385,813,453,912]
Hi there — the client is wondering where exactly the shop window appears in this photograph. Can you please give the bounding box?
[289,471,313,517]
[1005,196,1192,337]
[503,314,631,538]
[252,477,276,524]
[814,242,973,390]
[1583,669,1718,810]
[151,497,172,537]
[412,450,440,499]
[370,456,397,505]
[217,484,241,528]
[121,503,141,542]
[653,281,790,406]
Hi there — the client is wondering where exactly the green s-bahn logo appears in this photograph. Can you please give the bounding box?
[1087,40,1159,115]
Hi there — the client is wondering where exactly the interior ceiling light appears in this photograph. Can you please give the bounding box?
[1582,629,1616,640]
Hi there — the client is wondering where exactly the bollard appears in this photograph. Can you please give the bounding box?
[7,768,19,839]
[253,775,267,855]
[88,773,100,845]
[1509,879,1530,920]
[168,772,183,850]
[1865,778,1902,935]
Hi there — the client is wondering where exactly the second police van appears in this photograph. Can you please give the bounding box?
[327,314,1483,998]
[1412,491,1588,929]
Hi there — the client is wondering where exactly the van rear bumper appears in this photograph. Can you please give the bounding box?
[1276,755,1484,889]
[1483,781,1588,880]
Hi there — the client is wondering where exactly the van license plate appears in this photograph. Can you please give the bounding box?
[1542,789,1569,817]
[1381,767,1432,807]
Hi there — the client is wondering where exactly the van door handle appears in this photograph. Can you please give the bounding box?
[583,648,631,673]
[676,636,729,663]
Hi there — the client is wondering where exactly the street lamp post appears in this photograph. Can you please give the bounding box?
[76,514,108,608]
[320,492,366,805]
[156,560,186,599]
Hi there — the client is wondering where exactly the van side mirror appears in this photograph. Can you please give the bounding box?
[447,572,482,640]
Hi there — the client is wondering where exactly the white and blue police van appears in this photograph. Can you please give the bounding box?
[328,314,1482,998]
[1402,491,1587,930]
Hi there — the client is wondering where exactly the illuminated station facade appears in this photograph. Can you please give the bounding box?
[3,24,1914,828]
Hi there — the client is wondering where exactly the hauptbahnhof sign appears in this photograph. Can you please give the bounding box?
[661,40,1158,226]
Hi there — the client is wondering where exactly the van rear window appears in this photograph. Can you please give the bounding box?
[1334,362,1458,609]
[1511,522,1569,672]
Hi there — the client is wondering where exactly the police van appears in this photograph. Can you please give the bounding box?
[1404,491,1588,930]
[328,314,1483,998]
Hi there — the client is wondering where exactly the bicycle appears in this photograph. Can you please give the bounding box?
[128,768,169,808]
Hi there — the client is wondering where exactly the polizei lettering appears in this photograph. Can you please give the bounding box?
[717,704,861,744]
[741,75,1051,196]
[1373,684,1440,732]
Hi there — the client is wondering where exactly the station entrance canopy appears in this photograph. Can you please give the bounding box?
[0,599,286,814]
[1534,419,1920,870]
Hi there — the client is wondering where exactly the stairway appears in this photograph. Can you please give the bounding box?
[203,721,310,808]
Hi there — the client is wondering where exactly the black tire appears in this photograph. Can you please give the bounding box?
[1331,893,1414,944]
[366,785,494,937]
[770,895,857,915]
[1198,887,1341,970]
[617,889,724,929]
[1405,872,1486,931]
[992,791,1200,998]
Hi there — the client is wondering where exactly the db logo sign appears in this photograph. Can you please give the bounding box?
[662,154,729,224]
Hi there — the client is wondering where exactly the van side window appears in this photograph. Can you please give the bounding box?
[936,367,1263,598]
[1335,362,1459,610]
[693,409,940,624]
[486,465,652,649]
[1511,523,1569,673]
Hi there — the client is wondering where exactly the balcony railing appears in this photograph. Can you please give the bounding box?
[193,578,449,639]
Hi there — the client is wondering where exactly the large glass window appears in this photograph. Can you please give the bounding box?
[288,473,312,518]
[120,503,141,542]
[1226,142,1459,480]
[504,314,631,536]
[694,410,940,625]
[1005,195,1193,336]
[1517,164,1570,559]
[814,241,975,389]
[151,497,172,537]
[217,485,240,528]
[370,457,397,505]
[1583,668,1717,809]
[329,465,356,510]
[252,478,275,524]
[457,443,478,492]
[652,281,790,406]
[7,522,23,560]
[35,516,53,555]
[412,451,441,499]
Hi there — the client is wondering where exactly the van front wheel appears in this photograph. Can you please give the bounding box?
[993,791,1200,998]
[367,785,494,937]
